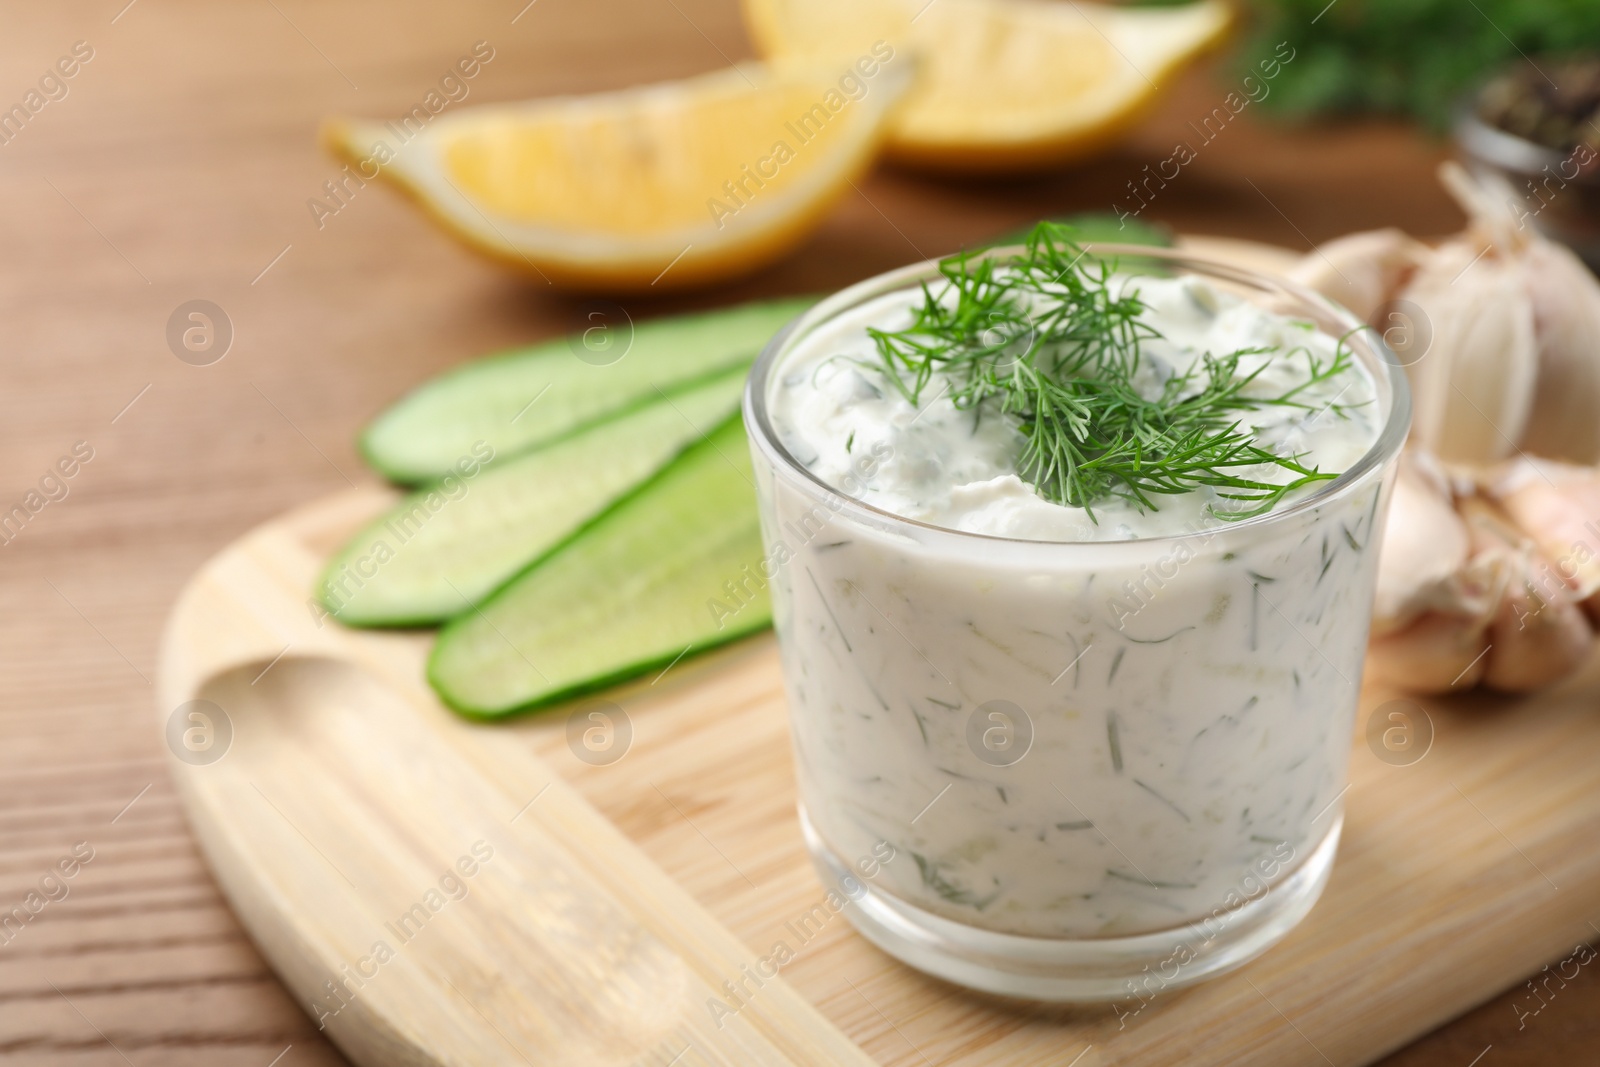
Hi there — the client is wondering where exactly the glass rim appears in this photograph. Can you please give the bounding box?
[742,241,1413,550]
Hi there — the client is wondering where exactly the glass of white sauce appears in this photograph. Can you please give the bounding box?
[742,243,1411,1001]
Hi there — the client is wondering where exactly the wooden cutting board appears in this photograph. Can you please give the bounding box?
[157,241,1600,1067]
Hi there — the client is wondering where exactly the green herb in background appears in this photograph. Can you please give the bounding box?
[987,212,1174,250]
[984,212,1176,276]
[867,222,1353,520]
[1224,0,1600,128]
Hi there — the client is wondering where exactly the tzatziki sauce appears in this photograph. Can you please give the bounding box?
[752,271,1389,939]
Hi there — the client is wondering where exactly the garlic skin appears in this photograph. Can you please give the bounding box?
[1368,449,1600,695]
[1285,228,1427,323]
[1397,239,1539,465]
[1484,457,1600,607]
[1289,163,1600,469]
[1365,614,1489,693]
[1271,162,1600,695]
[1371,450,1476,634]
[1457,496,1595,693]
[1481,564,1594,692]
[1367,450,1501,693]
[1519,239,1600,464]
[1438,160,1522,254]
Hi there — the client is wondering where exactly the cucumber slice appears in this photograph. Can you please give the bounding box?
[319,365,747,627]
[429,416,769,717]
[363,297,812,483]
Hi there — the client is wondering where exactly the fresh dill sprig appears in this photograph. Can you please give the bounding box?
[866,221,1354,522]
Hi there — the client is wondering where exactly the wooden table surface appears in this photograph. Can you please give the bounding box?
[2,2,1595,1064]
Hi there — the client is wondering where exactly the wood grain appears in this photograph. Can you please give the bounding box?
[1,0,1596,1064]
[163,482,1600,1067]
[159,491,876,1067]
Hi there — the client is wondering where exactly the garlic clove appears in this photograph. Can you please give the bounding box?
[1457,496,1596,693]
[1372,449,1475,634]
[1518,239,1600,464]
[1397,239,1539,465]
[1365,613,1492,693]
[1482,568,1595,692]
[1286,228,1429,322]
[1483,456,1600,602]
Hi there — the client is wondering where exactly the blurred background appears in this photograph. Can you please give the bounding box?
[2,0,1598,1064]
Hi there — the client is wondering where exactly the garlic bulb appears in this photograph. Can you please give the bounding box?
[1368,449,1600,694]
[1288,166,1600,695]
[1290,162,1600,467]
[1285,228,1427,323]
[1519,240,1600,463]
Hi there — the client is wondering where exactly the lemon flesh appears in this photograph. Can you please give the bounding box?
[743,0,1232,171]
[324,60,912,290]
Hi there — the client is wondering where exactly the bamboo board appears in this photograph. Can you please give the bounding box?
[157,241,1600,1067]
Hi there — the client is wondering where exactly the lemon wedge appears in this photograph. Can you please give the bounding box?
[323,59,913,290]
[742,0,1232,172]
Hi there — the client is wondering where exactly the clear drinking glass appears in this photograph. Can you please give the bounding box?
[742,245,1411,1001]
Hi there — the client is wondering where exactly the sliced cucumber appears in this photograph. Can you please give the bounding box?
[319,365,747,627]
[363,297,812,483]
[429,416,769,717]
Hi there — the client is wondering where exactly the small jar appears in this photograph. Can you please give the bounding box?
[742,245,1411,1001]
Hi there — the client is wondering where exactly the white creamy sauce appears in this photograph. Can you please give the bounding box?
[756,272,1389,938]
[771,276,1378,540]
